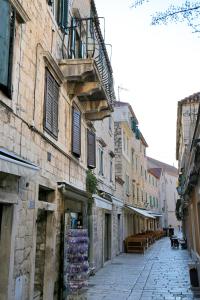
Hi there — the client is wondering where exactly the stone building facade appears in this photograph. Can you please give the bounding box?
[176,93,200,280]
[0,0,115,299]
[88,115,123,272]
[147,157,180,230]
[113,101,155,242]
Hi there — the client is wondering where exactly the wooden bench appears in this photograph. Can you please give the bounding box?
[125,237,147,254]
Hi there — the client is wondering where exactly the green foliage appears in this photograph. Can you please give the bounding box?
[86,170,97,195]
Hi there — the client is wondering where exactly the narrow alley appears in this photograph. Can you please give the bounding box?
[84,237,195,300]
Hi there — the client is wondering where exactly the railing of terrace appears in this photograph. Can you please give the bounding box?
[67,16,116,107]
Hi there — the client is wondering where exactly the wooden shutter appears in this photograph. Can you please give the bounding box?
[60,0,69,30]
[0,0,14,95]
[87,130,96,169]
[44,70,59,138]
[72,106,81,157]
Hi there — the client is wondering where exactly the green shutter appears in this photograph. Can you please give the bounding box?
[70,17,76,57]
[131,118,137,132]
[60,0,68,30]
[136,127,141,140]
[0,0,14,94]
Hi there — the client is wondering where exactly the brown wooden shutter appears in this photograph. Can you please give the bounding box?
[72,106,81,157]
[44,69,59,138]
[87,130,96,168]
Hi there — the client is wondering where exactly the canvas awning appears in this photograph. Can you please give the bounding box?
[57,182,88,202]
[149,212,162,217]
[0,148,39,178]
[111,195,123,207]
[93,194,112,211]
[126,205,155,219]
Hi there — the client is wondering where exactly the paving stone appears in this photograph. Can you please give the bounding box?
[83,237,195,300]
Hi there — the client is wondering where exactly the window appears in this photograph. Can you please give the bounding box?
[0,1,15,97]
[145,170,147,181]
[44,69,59,138]
[72,106,81,157]
[110,159,113,182]
[137,187,139,202]
[99,147,104,176]
[150,196,152,207]
[123,131,126,152]
[48,0,69,30]
[131,149,134,166]
[125,175,129,195]
[127,137,129,155]
[87,130,96,169]
[141,165,143,176]
[109,116,112,131]
[132,184,135,197]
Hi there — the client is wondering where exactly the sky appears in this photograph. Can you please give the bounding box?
[95,0,200,167]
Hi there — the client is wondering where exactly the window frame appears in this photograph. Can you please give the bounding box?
[87,129,96,169]
[43,68,59,139]
[71,106,81,157]
[0,3,15,98]
[99,147,104,176]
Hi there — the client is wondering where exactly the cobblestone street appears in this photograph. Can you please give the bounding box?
[84,237,197,300]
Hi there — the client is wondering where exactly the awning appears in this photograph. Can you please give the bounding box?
[57,182,88,202]
[149,212,163,217]
[0,148,39,178]
[126,205,155,219]
[93,194,112,211]
[111,195,123,207]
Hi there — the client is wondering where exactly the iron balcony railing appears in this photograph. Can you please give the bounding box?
[67,16,116,106]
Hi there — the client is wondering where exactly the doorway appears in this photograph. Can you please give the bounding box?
[34,210,47,298]
[104,213,111,262]
[118,214,121,254]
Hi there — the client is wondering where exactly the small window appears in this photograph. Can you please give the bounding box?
[110,159,113,182]
[99,147,104,176]
[150,196,152,207]
[48,0,69,30]
[132,184,135,197]
[44,69,59,139]
[137,187,139,202]
[125,175,129,195]
[123,131,126,152]
[109,116,112,131]
[72,106,81,157]
[87,130,96,169]
[131,149,134,166]
[0,2,15,97]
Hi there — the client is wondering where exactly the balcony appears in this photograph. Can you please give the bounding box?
[59,17,115,120]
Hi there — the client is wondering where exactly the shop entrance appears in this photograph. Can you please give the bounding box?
[0,204,13,300]
[104,213,111,262]
[34,210,47,298]
[118,214,121,253]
